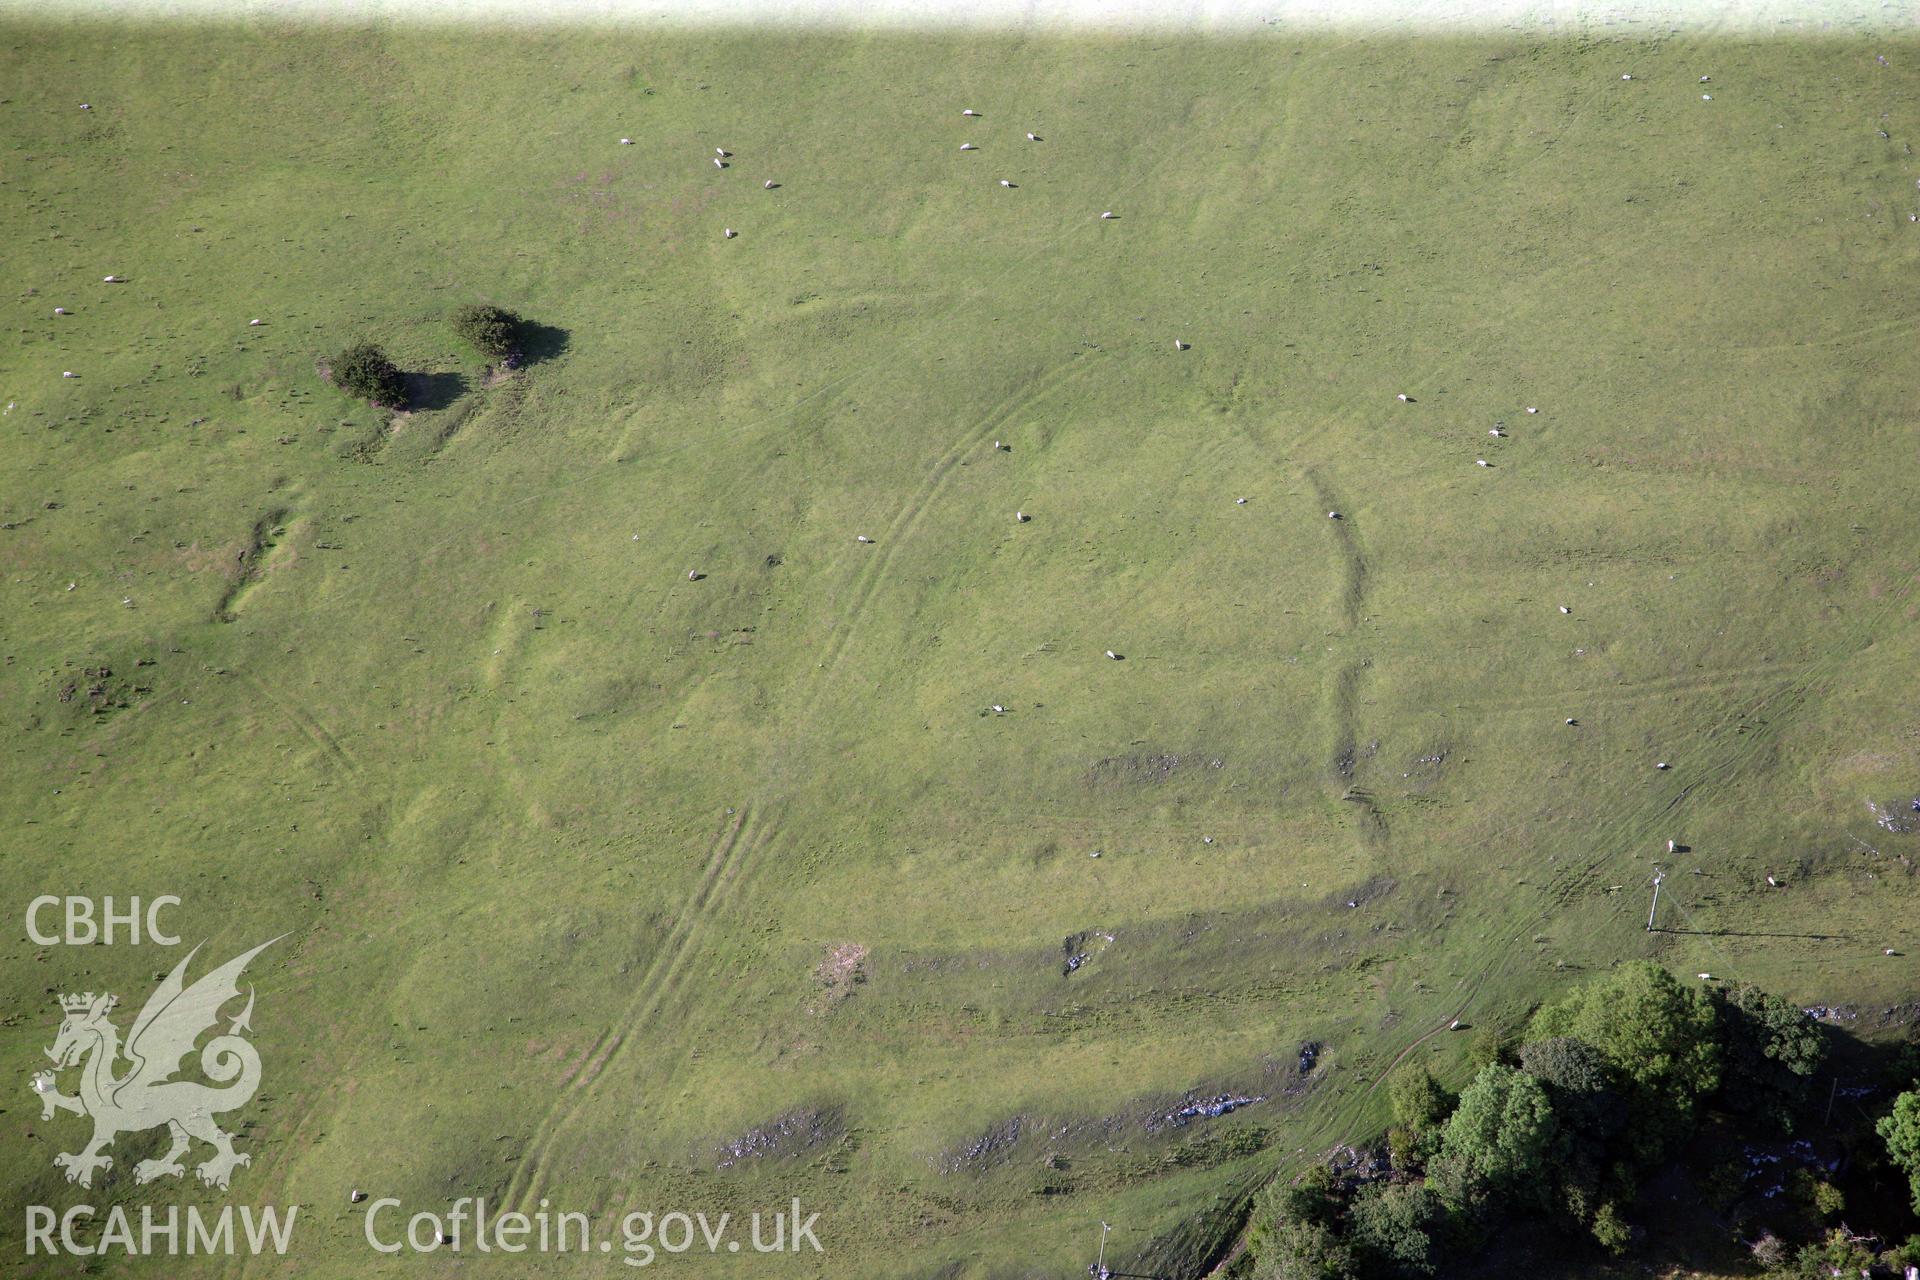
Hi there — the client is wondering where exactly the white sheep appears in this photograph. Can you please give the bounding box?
[687,570,701,580]
[959,143,976,150]
[1559,605,1571,614]
[1235,497,1248,505]
[1015,511,1029,522]
[1702,94,1713,101]
[1100,211,1115,219]
[724,228,736,238]
[991,704,1005,713]
[1396,392,1409,401]
[962,109,979,117]
[1656,761,1670,770]
[1105,650,1119,660]
[1667,840,1677,853]
[620,138,632,145]
[764,179,776,188]
[102,275,121,283]
[249,318,262,326]
[1767,874,1781,887]
[1476,459,1490,467]
[1173,339,1189,350]
[1026,132,1039,141]
[1489,427,1504,436]
[716,148,729,156]
[856,535,872,543]
[1525,406,1538,414]
[53,307,67,315]
[1327,511,1339,519]
[1000,179,1013,187]
[62,371,75,378]
[714,158,725,169]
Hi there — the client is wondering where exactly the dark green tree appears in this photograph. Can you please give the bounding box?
[331,342,405,407]
[1387,1066,1456,1171]
[1714,983,1828,1128]
[451,303,523,363]
[1527,961,1720,1154]
[1879,1086,1920,1214]
[1427,1064,1561,1217]
[1345,1181,1441,1278]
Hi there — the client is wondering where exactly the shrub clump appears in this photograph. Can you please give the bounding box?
[451,304,523,364]
[331,342,405,407]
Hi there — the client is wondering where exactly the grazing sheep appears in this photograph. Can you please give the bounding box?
[62,371,75,378]
[991,704,1005,713]
[249,318,262,326]
[1000,179,1014,187]
[1100,211,1115,219]
[764,179,776,188]
[80,103,90,109]
[620,138,632,145]
[716,148,729,156]
[724,228,736,238]
[53,307,67,315]
[856,535,872,543]
[993,439,1005,450]
[1105,649,1119,660]
[962,108,979,116]
[1566,718,1577,725]
[1327,510,1339,519]
[1767,875,1781,887]
[1559,605,1571,614]
[1699,75,1711,82]
[1525,406,1538,414]
[1015,511,1029,522]
[1026,131,1039,141]
[102,275,121,283]
[1476,459,1490,467]
[1702,94,1713,100]
[1396,393,1409,401]
[1489,427,1504,436]
[1621,73,1633,80]
[1173,339,1189,350]
[688,570,701,580]
[1235,497,1248,505]
[1697,973,1712,981]
[351,1190,368,1204]
[1667,840,1677,853]
[714,158,725,169]
[959,143,977,151]
[1656,761,1670,770]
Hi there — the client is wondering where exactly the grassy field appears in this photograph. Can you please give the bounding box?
[2,16,1919,1277]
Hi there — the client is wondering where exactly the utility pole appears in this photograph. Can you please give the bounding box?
[1090,1221,1112,1280]
[1646,868,1665,932]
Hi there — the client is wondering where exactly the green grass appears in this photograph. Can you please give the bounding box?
[3,18,1919,1277]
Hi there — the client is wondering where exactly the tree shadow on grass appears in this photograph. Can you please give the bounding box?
[516,321,570,367]
[404,370,468,411]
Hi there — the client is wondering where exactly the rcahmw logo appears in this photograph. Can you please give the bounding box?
[24,938,301,1259]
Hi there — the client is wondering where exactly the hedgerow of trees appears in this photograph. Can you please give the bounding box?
[1244,962,1920,1280]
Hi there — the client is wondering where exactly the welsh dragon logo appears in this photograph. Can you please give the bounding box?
[31,938,279,1190]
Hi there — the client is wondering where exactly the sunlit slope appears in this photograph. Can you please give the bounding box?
[2,24,1917,1278]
